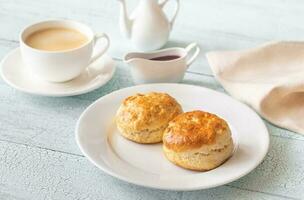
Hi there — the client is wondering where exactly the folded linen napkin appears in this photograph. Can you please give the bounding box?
[206,41,304,134]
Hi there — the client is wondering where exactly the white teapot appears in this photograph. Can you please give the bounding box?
[117,0,180,51]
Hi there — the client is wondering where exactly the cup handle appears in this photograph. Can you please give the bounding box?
[88,33,110,65]
[159,0,180,29]
[185,43,200,67]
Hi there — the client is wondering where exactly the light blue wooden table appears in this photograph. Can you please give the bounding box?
[1,0,304,199]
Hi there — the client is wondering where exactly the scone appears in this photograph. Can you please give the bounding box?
[116,92,183,144]
[163,110,233,171]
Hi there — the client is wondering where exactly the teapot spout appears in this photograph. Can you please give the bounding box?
[117,0,132,39]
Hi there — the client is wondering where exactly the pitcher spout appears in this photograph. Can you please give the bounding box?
[123,52,140,64]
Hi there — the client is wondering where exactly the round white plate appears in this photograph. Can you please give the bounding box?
[0,48,116,97]
[76,84,269,191]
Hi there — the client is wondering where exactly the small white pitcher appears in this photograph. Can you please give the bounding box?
[124,43,200,84]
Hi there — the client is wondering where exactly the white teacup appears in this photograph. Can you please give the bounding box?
[20,20,110,82]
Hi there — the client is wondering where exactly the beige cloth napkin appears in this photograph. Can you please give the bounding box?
[206,41,304,134]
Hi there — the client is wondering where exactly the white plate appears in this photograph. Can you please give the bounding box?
[0,48,116,97]
[76,84,269,191]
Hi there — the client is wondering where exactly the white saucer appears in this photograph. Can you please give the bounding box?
[0,48,116,97]
[75,84,269,191]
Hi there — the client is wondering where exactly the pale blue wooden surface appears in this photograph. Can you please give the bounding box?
[0,0,304,199]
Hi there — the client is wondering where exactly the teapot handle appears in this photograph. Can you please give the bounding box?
[159,0,180,29]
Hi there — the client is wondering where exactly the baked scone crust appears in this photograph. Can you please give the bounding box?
[163,110,234,171]
[163,111,229,152]
[116,92,183,143]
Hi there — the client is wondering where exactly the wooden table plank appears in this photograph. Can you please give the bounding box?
[0,140,297,200]
[0,140,182,200]
[230,135,304,199]
[183,186,290,200]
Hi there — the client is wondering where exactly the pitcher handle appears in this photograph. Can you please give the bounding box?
[159,0,180,29]
[185,43,200,67]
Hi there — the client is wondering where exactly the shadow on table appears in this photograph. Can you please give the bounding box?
[164,40,190,49]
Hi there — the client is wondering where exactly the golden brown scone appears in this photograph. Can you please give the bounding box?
[163,110,234,171]
[116,92,183,144]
